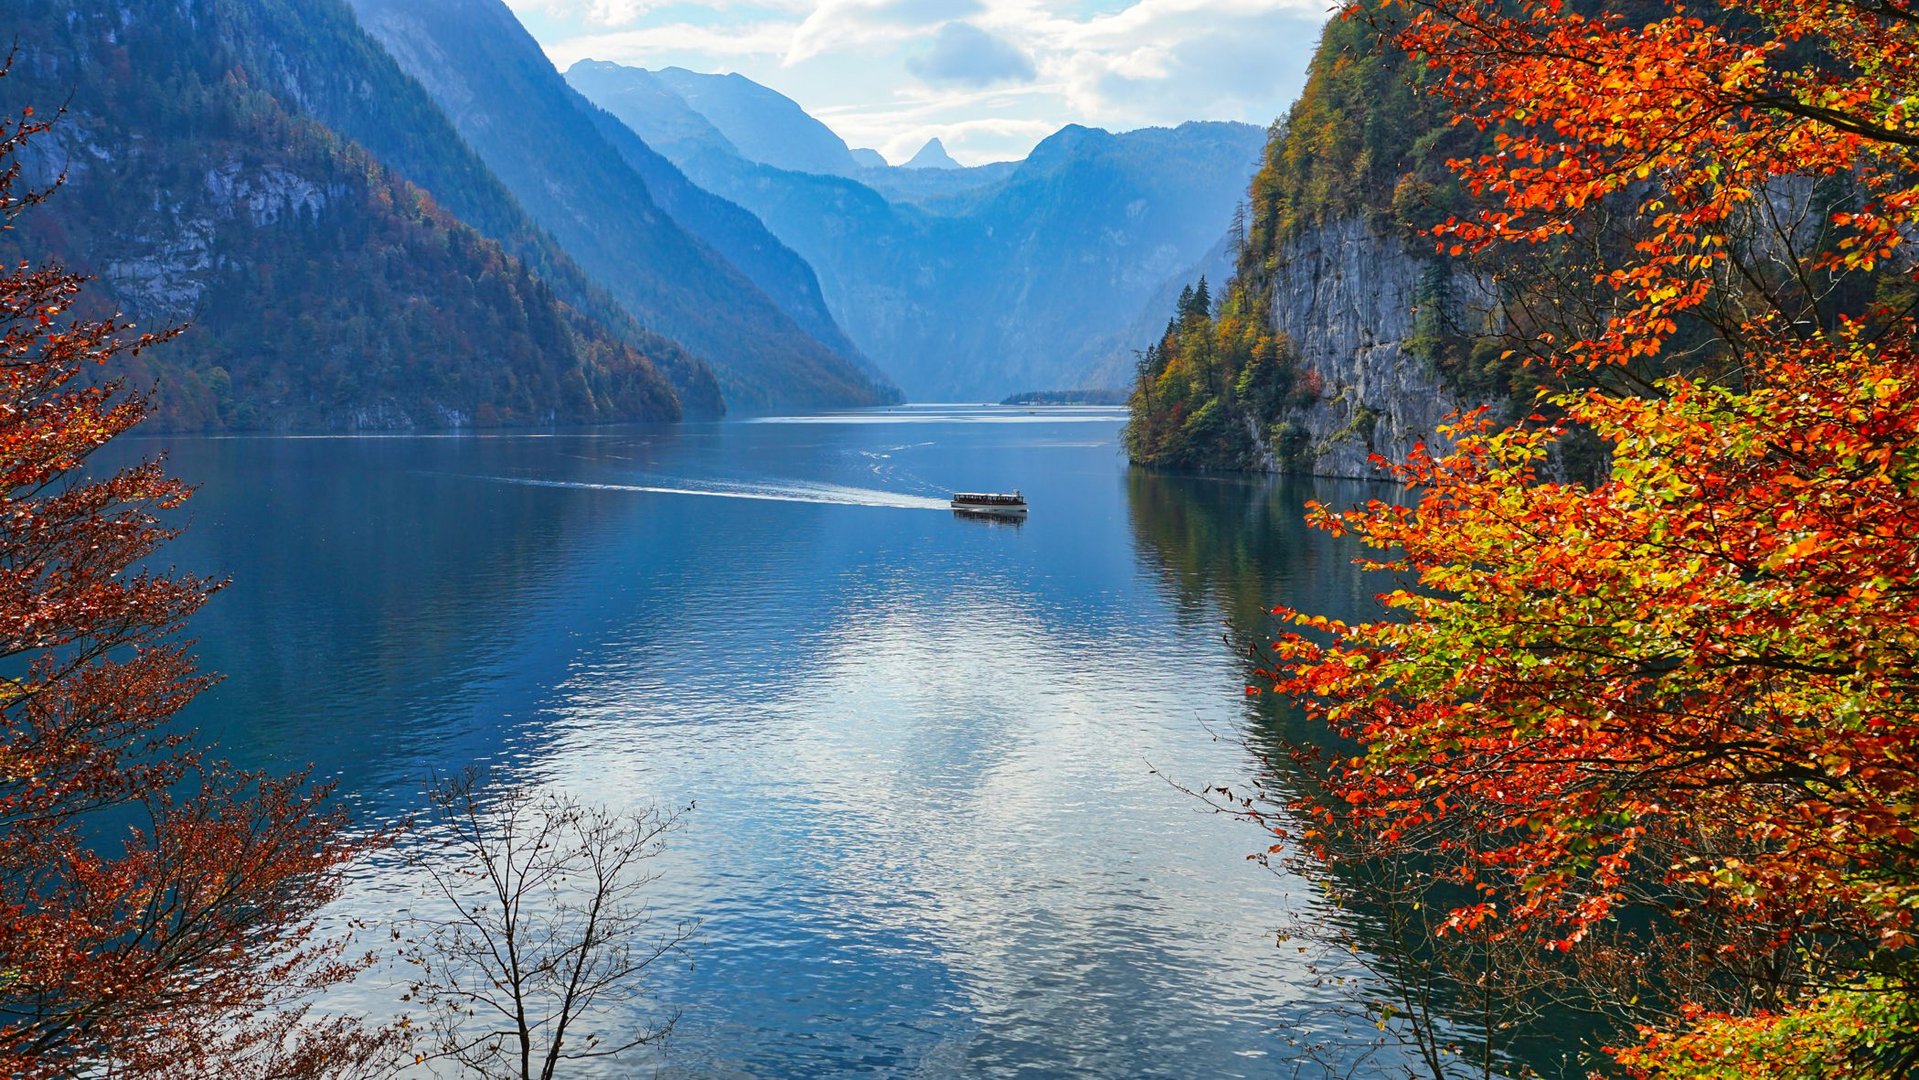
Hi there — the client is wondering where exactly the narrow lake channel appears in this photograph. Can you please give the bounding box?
[152,405,1477,1078]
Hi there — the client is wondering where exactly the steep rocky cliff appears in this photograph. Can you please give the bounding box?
[1126,215,1497,479]
[1125,7,1505,477]
[1256,218,1480,478]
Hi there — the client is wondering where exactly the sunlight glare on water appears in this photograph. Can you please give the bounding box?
[150,405,1432,1078]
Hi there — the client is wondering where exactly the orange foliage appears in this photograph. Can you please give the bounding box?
[0,73,385,1076]
[1262,0,1919,1066]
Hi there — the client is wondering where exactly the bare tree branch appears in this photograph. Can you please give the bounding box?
[402,771,696,1079]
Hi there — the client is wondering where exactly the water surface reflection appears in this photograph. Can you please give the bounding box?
[150,408,1443,1076]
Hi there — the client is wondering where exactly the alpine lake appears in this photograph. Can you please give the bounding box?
[144,404,1567,1078]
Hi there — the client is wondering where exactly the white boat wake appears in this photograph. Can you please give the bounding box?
[463,474,952,510]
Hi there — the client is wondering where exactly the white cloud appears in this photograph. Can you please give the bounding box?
[868,0,989,24]
[523,0,1332,163]
[904,23,1037,87]
[546,22,800,67]
[818,101,1061,161]
[506,0,663,26]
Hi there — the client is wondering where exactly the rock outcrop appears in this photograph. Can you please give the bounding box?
[1263,218,1476,478]
[1123,5,1503,479]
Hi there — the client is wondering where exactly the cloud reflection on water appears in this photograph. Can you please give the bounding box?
[157,407,1427,1077]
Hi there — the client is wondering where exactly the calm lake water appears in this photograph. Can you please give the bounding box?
[149,405,1462,1078]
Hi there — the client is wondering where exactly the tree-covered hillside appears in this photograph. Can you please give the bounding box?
[186,0,726,416]
[346,0,899,412]
[1236,6,1471,279]
[3,0,693,431]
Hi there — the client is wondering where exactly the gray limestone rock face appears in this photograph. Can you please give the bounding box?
[98,160,340,323]
[203,161,336,227]
[1261,216,1491,479]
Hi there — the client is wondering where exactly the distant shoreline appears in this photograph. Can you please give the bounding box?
[1000,389,1131,406]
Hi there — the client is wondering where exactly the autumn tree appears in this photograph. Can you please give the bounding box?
[1127,279,1299,469]
[1253,0,1919,1073]
[0,74,384,1077]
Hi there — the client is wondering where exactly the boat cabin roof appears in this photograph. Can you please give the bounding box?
[952,491,1025,504]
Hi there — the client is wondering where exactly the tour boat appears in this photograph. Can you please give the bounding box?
[950,490,1028,518]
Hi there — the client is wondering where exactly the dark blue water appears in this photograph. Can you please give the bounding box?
[149,405,1433,1078]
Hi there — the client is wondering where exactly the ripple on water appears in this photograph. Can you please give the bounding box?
[148,409,1445,1078]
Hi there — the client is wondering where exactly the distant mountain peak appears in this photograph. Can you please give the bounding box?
[903,138,960,170]
[640,66,861,178]
[850,147,889,168]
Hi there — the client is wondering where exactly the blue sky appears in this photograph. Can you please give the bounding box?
[507,0,1335,164]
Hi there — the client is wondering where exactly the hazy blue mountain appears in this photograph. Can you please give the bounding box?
[902,138,961,170]
[568,63,1267,400]
[656,161,986,396]
[347,0,896,411]
[922,122,1266,397]
[578,102,878,375]
[1072,228,1240,391]
[856,159,1020,212]
[3,0,696,430]
[646,67,864,178]
[561,62,873,369]
[565,61,739,162]
[850,148,889,168]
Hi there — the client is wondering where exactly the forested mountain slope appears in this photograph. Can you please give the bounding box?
[3,0,692,431]
[191,0,725,416]
[346,0,897,412]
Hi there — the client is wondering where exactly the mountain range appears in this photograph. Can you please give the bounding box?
[343,0,894,413]
[5,0,701,429]
[568,60,1266,400]
[8,0,1268,426]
